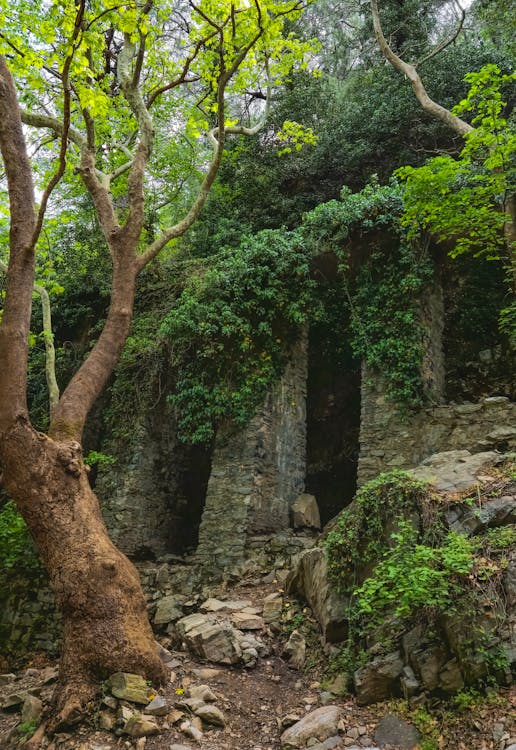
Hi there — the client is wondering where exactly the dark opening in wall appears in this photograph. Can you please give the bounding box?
[166,441,213,555]
[305,319,361,527]
[442,255,514,402]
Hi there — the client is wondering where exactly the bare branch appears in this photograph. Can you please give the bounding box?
[32,280,60,414]
[370,0,472,138]
[417,5,466,68]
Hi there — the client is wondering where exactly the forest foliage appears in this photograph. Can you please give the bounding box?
[0,0,514,483]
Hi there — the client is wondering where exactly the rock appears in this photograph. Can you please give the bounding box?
[446,495,516,535]
[1,690,28,710]
[0,674,16,685]
[101,695,118,710]
[291,494,321,530]
[170,745,194,750]
[145,695,168,716]
[288,547,348,643]
[374,714,420,749]
[177,697,205,713]
[505,558,516,609]
[408,450,500,492]
[191,668,223,680]
[400,666,420,699]
[189,684,218,702]
[354,652,403,705]
[180,719,203,741]
[154,596,185,625]
[98,709,117,731]
[325,674,348,697]
[412,645,449,692]
[155,640,175,665]
[176,613,242,665]
[194,703,226,727]
[283,630,306,669]
[282,713,302,728]
[107,672,154,705]
[263,593,283,629]
[438,658,464,693]
[21,694,42,725]
[280,706,346,749]
[231,612,265,630]
[200,598,252,612]
[123,715,160,737]
[167,708,185,723]
[118,704,136,722]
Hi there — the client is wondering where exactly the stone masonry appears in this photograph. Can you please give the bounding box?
[358,394,516,485]
[194,331,308,577]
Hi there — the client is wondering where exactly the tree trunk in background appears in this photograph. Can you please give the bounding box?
[0,417,166,729]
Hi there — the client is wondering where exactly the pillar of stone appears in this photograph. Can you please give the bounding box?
[195,331,308,576]
[357,275,445,485]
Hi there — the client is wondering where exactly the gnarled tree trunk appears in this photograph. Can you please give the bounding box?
[0,417,166,729]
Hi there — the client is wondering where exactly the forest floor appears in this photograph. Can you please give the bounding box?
[0,577,515,750]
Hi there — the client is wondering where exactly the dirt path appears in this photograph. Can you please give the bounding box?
[1,577,515,750]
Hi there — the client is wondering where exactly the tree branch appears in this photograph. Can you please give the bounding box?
[0,56,37,427]
[417,4,466,68]
[30,1,87,250]
[370,0,473,138]
[0,258,59,415]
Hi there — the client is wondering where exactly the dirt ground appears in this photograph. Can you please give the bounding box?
[1,577,515,750]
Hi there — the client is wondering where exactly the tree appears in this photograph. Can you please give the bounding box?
[0,0,312,732]
[370,0,516,292]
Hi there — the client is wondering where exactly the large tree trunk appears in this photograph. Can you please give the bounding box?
[0,417,166,729]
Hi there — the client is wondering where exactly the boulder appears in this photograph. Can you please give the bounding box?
[354,652,403,705]
[123,715,160,737]
[408,450,501,492]
[154,595,185,625]
[176,613,242,664]
[280,706,346,749]
[374,714,420,749]
[288,547,348,643]
[107,672,154,705]
[291,494,321,530]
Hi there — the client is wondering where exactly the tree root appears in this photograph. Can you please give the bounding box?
[24,721,47,750]
[47,678,97,735]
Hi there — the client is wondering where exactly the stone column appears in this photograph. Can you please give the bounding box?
[357,276,445,485]
[195,330,308,577]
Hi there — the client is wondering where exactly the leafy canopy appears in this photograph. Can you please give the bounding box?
[398,65,516,262]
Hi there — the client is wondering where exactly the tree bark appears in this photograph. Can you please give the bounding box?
[0,418,166,730]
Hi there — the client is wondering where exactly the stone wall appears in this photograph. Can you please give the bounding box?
[97,409,211,559]
[358,394,516,485]
[195,332,308,577]
[0,571,61,662]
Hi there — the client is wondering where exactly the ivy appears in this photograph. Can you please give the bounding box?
[324,470,431,591]
[0,501,41,585]
[323,469,513,688]
[160,229,319,443]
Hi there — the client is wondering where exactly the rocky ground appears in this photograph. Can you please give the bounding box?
[0,575,515,750]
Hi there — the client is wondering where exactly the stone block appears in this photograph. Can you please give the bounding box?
[291,494,321,530]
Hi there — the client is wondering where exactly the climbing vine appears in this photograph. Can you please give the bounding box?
[106,180,436,446]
